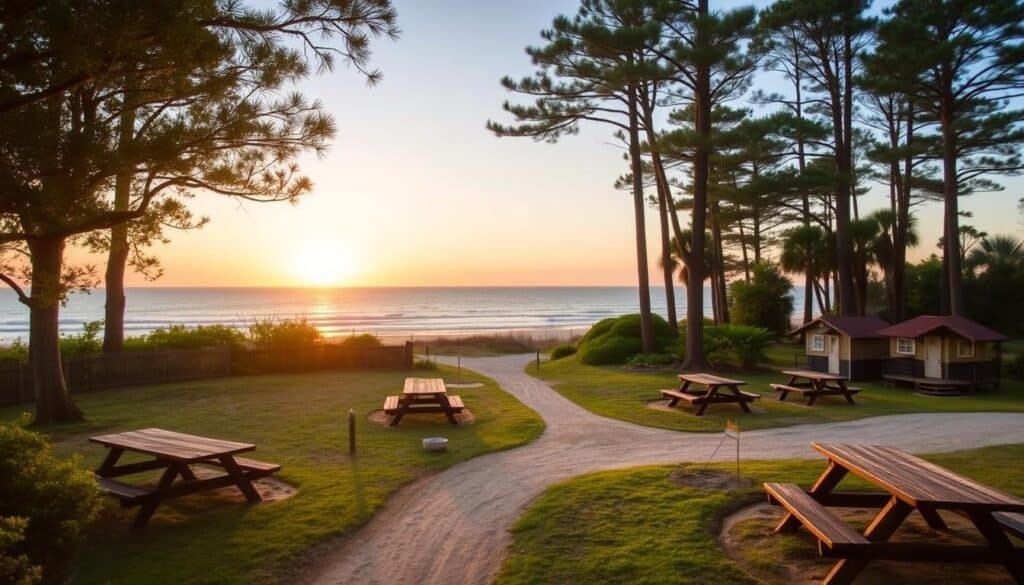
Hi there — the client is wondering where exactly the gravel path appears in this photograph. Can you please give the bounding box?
[307,354,1024,585]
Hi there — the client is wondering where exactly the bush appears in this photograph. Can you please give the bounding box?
[338,334,382,350]
[128,324,247,351]
[249,318,322,351]
[0,340,28,363]
[576,314,680,365]
[549,344,577,360]
[0,516,40,585]
[0,424,100,584]
[626,353,677,368]
[704,324,776,370]
[58,321,103,357]
[414,358,438,370]
[728,263,795,335]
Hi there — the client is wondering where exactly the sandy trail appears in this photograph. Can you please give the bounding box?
[307,354,1024,585]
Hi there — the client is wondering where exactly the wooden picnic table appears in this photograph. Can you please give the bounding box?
[659,373,759,416]
[772,369,861,406]
[765,442,1024,584]
[382,377,464,426]
[90,428,280,530]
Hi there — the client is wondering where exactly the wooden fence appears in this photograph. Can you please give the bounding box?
[0,342,413,407]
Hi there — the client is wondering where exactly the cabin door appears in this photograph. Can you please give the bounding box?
[827,336,840,374]
[924,336,942,379]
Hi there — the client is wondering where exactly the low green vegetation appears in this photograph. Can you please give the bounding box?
[0,424,101,584]
[416,332,573,357]
[496,444,1024,585]
[577,314,679,365]
[704,325,776,369]
[531,357,1024,432]
[548,343,577,360]
[0,365,544,585]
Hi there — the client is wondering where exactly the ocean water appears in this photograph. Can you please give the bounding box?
[0,286,810,341]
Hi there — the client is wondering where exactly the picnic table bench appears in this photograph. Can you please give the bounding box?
[764,442,1024,584]
[90,428,280,530]
[382,377,464,426]
[660,373,758,416]
[771,369,861,406]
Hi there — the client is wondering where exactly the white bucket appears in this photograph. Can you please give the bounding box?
[422,437,448,452]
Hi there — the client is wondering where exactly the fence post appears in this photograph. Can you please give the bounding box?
[348,409,356,456]
[536,349,540,374]
[457,354,461,382]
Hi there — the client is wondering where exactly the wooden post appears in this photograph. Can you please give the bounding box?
[536,349,540,373]
[457,354,461,382]
[348,409,356,456]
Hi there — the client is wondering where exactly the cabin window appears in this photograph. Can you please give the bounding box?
[896,337,916,355]
[957,338,974,358]
[811,335,825,352]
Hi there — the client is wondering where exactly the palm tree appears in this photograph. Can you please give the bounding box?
[966,235,1024,273]
[780,225,831,318]
[849,218,883,316]
[869,209,919,319]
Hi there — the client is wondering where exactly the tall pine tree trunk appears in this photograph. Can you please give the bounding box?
[641,89,678,335]
[834,30,856,316]
[893,105,913,321]
[104,109,134,352]
[940,107,963,316]
[27,236,83,424]
[627,82,655,351]
[683,0,710,370]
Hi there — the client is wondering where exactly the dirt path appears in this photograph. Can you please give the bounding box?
[306,354,1024,585]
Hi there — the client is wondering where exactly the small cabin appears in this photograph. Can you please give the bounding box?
[791,316,890,380]
[876,315,1008,389]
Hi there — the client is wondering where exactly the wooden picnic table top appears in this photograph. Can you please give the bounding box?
[813,442,1024,512]
[783,369,845,381]
[89,428,255,463]
[403,377,447,396]
[678,372,746,386]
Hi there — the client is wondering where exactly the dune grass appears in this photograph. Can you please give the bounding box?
[531,355,1024,432]
[0,364,544,585]
[496,444,1024,585]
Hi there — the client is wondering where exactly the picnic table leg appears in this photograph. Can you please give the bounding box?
[132,462,183,530]
[822,496,913,585]
[442,396,459,425]
[806,380,822,406]
[390,403,405,426]
[917,506,949,532]
[96,447,125,477]
[179,465,198,481]
[838,380,857,405]
[732,385,752,413]
[776,461,848,532]
[218,455,262,503]
[967,510,1024,583]
[695,386,716,416]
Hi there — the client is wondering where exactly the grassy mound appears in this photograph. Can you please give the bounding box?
[576,314,679,365]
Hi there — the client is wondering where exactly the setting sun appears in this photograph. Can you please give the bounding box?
[290,243,357,286]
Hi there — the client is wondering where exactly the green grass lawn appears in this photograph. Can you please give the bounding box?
[496,444,1024,585]
[532,355,1024,432]
[0,365,544,585]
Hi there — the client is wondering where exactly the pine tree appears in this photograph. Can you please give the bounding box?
[872,0,1024,316]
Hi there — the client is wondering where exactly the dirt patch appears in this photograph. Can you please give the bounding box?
[667,467,753,490]
[720,503,1016,585]
[366,408,476,426]
[646,398,766,415]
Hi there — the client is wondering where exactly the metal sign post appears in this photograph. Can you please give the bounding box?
[725,419,740,481]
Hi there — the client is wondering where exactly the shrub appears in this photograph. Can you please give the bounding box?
[338,334,382,350]
[414,358,438,370]
[128,324,247,351]
[728,263,795,335]
[58,321,103,357]
[0,424,100,584]
[249,318,322,351]
[704,324,776,370]
[0,516,40,585]
[626,353,677,368]
[0,340,28,363]
[576,314,680,365]
[549,344,577,360]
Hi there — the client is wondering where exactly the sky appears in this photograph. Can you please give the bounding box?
[67,0,1024,287]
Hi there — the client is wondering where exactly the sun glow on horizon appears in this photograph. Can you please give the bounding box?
[289,242,358,287]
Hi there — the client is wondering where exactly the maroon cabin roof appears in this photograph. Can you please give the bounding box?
[876,315,1009,342]
[791,315,890,338]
